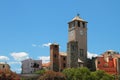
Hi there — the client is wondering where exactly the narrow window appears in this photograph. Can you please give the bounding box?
[73,22,75,26]
[63,63,66,68]
[80,49,84,56]
[3,65,5,68]
[98,61,100,64]
[78,22,80,27]
[54,45,58,51]
[63,57,66,61]
[82,22,85,28]
[54,54,57,58]
[71,45,74,51]
[54,45,58,49]
[108,52,111,54]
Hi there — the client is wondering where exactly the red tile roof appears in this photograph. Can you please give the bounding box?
[42,62,50,67]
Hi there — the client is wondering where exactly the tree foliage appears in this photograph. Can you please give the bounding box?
[35,69,45,75]
[63,67,114,80]
[37,67,114,80]
[38,70,65,80]
[63,67,91,80]
[90,70,114,80]
[0,71,20,80]
[62,68,75,80]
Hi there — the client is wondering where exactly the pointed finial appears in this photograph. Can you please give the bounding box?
[77,13,80,17]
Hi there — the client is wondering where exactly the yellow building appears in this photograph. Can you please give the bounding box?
[0,63,11,73]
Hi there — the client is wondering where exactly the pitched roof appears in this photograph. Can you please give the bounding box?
[69,14,87,23]
[78,58,84,63]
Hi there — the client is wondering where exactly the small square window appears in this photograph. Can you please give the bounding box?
[98,61,100,64]
[63,57,66,61]
[54,54,57,58]
[63,63,66,68]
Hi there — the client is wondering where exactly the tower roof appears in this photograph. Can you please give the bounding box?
[51,43,59,45]
[69,14,87,23]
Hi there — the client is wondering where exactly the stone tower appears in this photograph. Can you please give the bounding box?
[50,43,59,72]
[67,14,88,67]
[67,41,78,68]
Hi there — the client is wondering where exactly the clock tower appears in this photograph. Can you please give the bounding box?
[67,14,88,67]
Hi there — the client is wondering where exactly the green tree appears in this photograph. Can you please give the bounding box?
[62,68,75,80]
[90,70,114,80]
[63,67,91,80]
[35,69,45,75]
[74,67,91,80]
[63,67,114,80]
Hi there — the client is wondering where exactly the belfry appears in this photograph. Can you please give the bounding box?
[67,14,88,67]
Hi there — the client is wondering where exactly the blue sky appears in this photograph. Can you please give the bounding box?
[0,0,120,73]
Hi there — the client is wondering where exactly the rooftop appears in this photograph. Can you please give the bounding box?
[51,43,59,45]
[70,14,87,23]
[42,62,50,67]
[59,52,67,56]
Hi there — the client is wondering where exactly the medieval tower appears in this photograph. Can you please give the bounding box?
[50,14,88,71]
[67,14,88,68]
[50,43,59,72]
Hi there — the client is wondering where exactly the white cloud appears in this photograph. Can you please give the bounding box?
[32,44,37,47]
[38,56,50,63]
[11,68,22,73]
[32,43,52,48]
[10,52,29,61]
[87,52,98,59]
[42,43,52,47]
[0,56,9,61]
[8,61,21,65]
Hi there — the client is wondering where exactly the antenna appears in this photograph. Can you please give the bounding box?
[75,9,80,17]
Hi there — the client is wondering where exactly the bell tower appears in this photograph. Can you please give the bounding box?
[67,14,88,67]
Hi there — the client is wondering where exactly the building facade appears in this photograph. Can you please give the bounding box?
[95,50,120,75]
[21,58,42,74]
[59,52,67,71]
[67,14,88,67]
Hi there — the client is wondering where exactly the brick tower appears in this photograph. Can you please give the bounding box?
[50,43,59,72]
